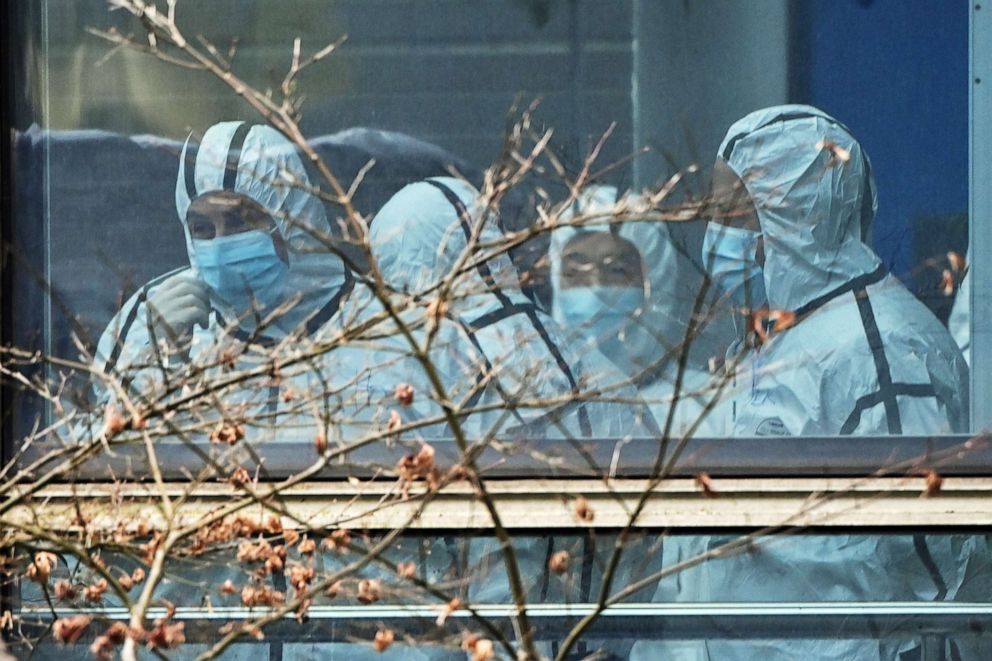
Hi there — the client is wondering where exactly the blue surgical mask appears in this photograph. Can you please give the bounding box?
[557,286,644,345]
[702,223,767,309]
[193,230,288,315]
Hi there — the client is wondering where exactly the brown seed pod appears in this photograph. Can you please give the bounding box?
[548,550,570,574]
[52,614,92,643]
[394,383,415,406]
[573,496,594,523]
[357,578,382,604]
[373,627,395,652]
[924,470,943,497]
[694,472,719,498]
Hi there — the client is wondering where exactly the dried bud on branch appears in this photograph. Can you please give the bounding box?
[436,598,462,626]
[53,579,77,601]
[373,627,395,652]
[357,578,382,604]
[288,563,314,593]
[84,578,109,603]
[26,551,58,584]
[816,139,851,164]
[750,309,797,345]
[228,467,252,487]
[396,443,436,482]
[52,614,91,644]
[924,470,943,497]
[548,550,570,574]
[387,409,402,433]
[89,621,130,660]
[103,404,126,438]
[209,421,246,445]
[297,536,317,555]
[117,572,134,591]
[147,618,185,650]
[394,383,414,406]
[322,529,351,553]
[573,496,594,523]
[241,584,286,608]
[694,472,719,498]
[462,634,496,661]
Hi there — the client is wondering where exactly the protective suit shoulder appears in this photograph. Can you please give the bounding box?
[91,267,198,401]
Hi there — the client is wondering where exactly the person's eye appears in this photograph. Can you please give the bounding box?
[189,221,215,239]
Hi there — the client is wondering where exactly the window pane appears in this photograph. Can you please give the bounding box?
[12,532,992,658]
[5,1,979,481]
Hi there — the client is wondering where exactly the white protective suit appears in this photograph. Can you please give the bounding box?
[549,186,734,437]
[632,106,988,661]
[328,179,664,648]
[352,176,661,444]
[949,260,971,365]
[93,121,351,440]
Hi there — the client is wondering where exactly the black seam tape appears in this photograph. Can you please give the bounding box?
[102,267,189,376]
[223,122,252,192]
[839,383,936,435]
[794,264,887,320]
[913,534,949,601]
[425,179,593,437]
[184,140,199,202]
[306,270,354,335]
[854,289,902,434]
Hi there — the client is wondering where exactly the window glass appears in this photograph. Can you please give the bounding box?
[12,532,992,659]
[7,1,975,461]
[4,2,989,656]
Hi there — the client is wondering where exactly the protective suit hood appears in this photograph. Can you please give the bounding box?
[550,186,732,382]
[176,121,348,331]
[370,176,529,314]
[718,105,881,311]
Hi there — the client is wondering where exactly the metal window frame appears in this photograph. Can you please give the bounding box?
[971,2,992,430]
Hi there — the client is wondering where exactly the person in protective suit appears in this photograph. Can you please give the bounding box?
[321,176,663,658]
[92,121,352,436]
[632,105,989,660]
[350,175,661,444]
[549,185,735,436]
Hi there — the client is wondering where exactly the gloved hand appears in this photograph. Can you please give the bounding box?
[145,273,210,352]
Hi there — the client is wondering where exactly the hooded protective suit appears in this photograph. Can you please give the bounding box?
[349,176,661,443]
[92,121,351,439]
[324,178,663,653]
[632,106,987,661]
[549,186,734,436]
[716,106,968,437]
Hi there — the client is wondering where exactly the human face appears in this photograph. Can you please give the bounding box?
[559,232,645,290]
[186,191,288,262]
[709,158,763,265]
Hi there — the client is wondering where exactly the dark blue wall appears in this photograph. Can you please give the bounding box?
[803,0,968,278]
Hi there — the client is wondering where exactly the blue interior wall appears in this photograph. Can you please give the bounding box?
[804,0,968,277]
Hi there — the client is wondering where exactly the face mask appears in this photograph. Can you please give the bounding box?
[193,230,288,316]
[702,223,767,309]
[557,286,644,345]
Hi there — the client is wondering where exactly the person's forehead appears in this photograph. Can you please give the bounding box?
[188,191,261,212]
[563,232,639,258]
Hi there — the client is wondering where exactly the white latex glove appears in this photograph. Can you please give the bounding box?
[145,273,210,351]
